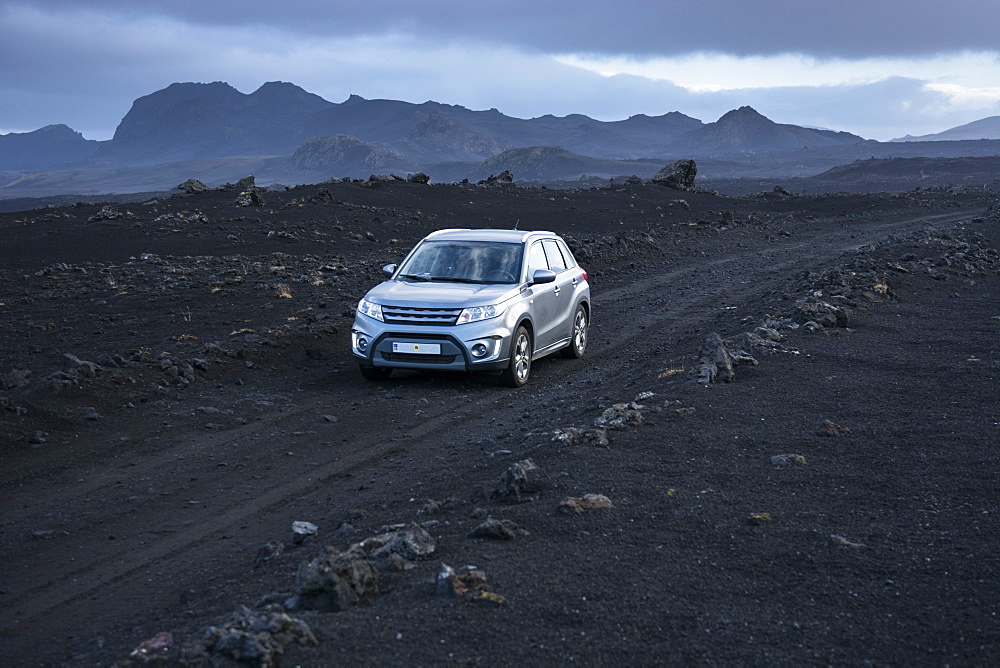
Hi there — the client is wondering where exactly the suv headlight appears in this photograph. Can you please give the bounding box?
[456,303,505,325]
[357,298,384,322]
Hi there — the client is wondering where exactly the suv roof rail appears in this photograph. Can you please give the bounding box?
[425,228,470,238]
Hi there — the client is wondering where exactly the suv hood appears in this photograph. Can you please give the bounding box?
[365,280,518,307]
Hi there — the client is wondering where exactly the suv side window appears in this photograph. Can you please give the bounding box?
[542,239,568,272]
[526,241,548,277]
[555,239,577,268]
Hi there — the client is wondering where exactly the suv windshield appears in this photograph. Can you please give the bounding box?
[396,240,524,284]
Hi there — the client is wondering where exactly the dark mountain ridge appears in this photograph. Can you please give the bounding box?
[90,81,334,166]
[0,124,101,170]
[2,81,999,198]
[676,106,869,153]
[891,115,1000,142]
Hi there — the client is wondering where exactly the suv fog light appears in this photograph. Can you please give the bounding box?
[357,336,369,352]
[471,343,489,358]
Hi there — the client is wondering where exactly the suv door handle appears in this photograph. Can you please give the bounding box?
[553,286,560,295]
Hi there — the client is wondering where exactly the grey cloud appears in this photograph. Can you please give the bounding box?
[2,1,996,141]
[13,0,1000,58]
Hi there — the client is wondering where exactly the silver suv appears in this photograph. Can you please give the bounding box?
[351,228,590,386]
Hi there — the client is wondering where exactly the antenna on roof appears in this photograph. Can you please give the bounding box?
[513,219,520,230]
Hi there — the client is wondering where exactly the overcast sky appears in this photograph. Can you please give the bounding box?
[2,0,999,141]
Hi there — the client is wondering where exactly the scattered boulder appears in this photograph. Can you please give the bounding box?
[361,523,437,562]
[407,172,430,184]
[435,563,505,604]
[129,631,175,663]
[491,458,539,502]
[200,605,317,666]
[367,174,404,183]
[692,332,758,384]
[651,159,697,190]
[594,403,643,429]
[816,419,849,437]
[436,563,487,596]
[795,299,850,329]
[293,546,380,611]
[62,353,101,378]
[177,179,209,194]
[550,426,609,447]
[235,190,265,207]
[478,170,514,186]
[727,329,792,357]
[291,521,318,545]
[87,205,122,223]
[468,517,528,540]
[770,453,807,467]
[557,494,615,514]
[253,541,284,569]
[308,188,337,204]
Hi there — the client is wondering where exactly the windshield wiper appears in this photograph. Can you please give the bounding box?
[430,276,482,284]
[398,273,431,281]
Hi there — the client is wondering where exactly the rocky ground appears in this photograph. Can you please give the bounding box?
[1,176,998,666]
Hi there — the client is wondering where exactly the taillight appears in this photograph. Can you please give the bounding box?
[581,269,589,282]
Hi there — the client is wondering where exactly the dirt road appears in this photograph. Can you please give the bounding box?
[1,182,997,664]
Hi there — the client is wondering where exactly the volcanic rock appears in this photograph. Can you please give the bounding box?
[491,458,539,502]
[652,159,697,190]
[468,517,528,540]
[293,547,379,611]
[693,332,758,384]
[177,179,209,194]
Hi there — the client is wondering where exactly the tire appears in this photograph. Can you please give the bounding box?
[560,305,588,359]
[500,326,532,387]
[359,364,392,381]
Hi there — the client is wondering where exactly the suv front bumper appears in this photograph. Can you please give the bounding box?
[351,315,514,372]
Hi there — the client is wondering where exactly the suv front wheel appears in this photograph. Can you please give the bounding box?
[500,326,532,387]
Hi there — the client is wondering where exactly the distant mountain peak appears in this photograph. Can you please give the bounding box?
[0,123,98,170]
[254,80,303,91]
[679,106,862,152]
[247,81,331,111]
[161,81,241,95]
[34,124,84,138]
[716,106,772,125]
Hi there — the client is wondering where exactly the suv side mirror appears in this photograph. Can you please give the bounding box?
[531,269,556,285]
[382,264,397,278]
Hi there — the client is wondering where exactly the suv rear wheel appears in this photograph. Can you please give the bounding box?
[560,305,588,358]
[500,326,532,387]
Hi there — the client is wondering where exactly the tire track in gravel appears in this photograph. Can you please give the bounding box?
[0,372,496,645]
[590,213,970,344]
[534,211,974,385]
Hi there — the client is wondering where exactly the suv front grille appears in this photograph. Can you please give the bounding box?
[382,352,457,364]
[382,305,461,326]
